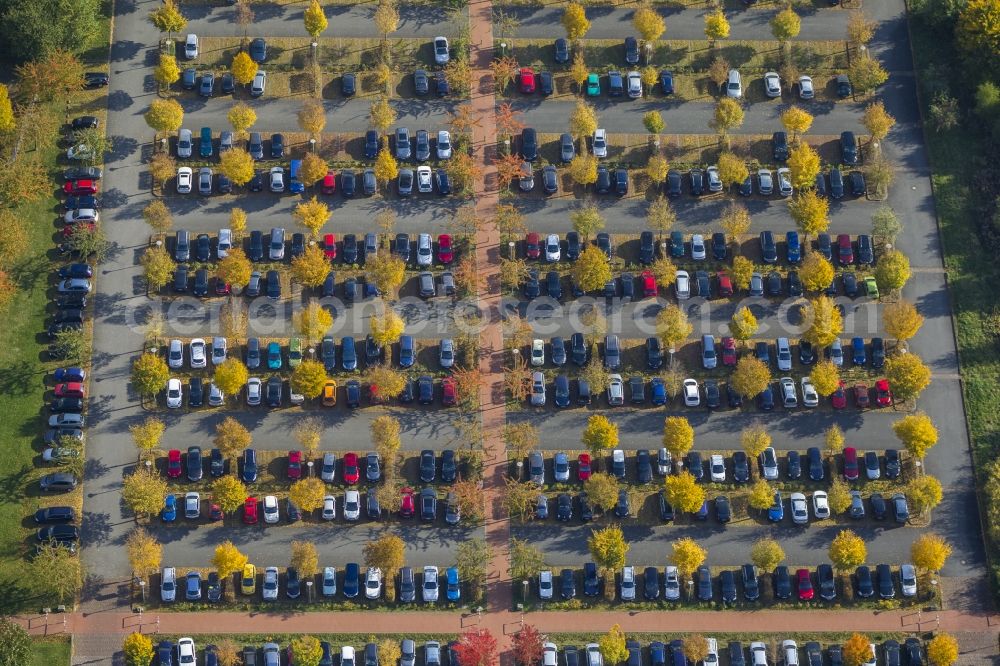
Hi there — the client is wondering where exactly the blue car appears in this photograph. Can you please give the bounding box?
[650,378,667,406]
[446,566,461,601]
[768,492,784,522]
[161,494,177,522]
[851,337,866,366]
[54,367,86,383]
[158,640,176,666]
[267,341,282,370]
[786,231,801,263]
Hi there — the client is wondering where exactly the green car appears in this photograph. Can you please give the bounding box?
[288,337,302,368]
[585,73,601,97]
[864,276,879,299]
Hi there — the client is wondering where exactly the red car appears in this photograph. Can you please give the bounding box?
[875,379,893,407]
[64,179,98,195]
[214,278,231,296]
[209,503,223,521]
[578,453,592,481]
[399,487,415,517]
[323,233,337,261]
[54,382,85,398]
[519,67,536,94]
[342,452,359,484]
[854,383,870,408]
[831,381,847,409]
[321,170,336,195]
[717,272,734,297]
[837,234,854,266]
[524,232,540,260]
[63,222,95,238]
[843,447,859,481]
[796,568,814,601]
[166,449,182,478]
[441,377,457,406]
[721,337,738,367]
[369,383,384,405]
[640,270,657,297]
[287,450,302,480]
[243,497,258,524]
[437,234,453,264]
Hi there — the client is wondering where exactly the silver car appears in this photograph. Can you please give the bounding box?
[439,338,454,368]
[198,167,213,195]
[250,70,266,97]
[560,133,575,163]
[758,168,773,195]
[530,371,546,406]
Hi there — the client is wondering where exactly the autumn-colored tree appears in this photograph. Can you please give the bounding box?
[712,97,744,136]
[293,197,331,238]
[582,414,619,461]
[213,540,249,588]
[704,9,730,43]
[780,106,813,139]
[910,532,951,572]
[648,257,677,289]
[454,629,498,666]
[0,85,13,134]
[291,359,329,399]
[646,154,668,183]
[492,56,520,94]
[124,633,155,666]
[126,528,162,578]
[643,111,665,136]
[663,416,695,458]
[799,252,834,292]
[293,418,322,460]
[788,143,822,191]
[144,98,184,134]
[289,541,319,580]
[213,417,252,463]
[149,0,186,36]
[373,148,399,187]
[664,471,705,514]
[892,412,938,459]
[370,307,405,347]
[848,54,889,94]
[907,475,943,514]
[142,200,172,235]
[802,296,843,348]
[683,637,710,665]
[729,306,758,341]
[373,0,399,40]
[219,148,255,186]
[569,52,589,92]
[287,245,328,288]
[567,153,598,186]
[573,245,613,292]
[657,304,693,350]
[829,529,867,571]
[926,634,958,666]
[862,101,895,142]
[717,152,748,188]
[582,472,620,513]
[771,7,801,43]
[369,96,396,134]
[298,153,328,190]
[750,538,785,572]
[379,640,404,666]
[885,352,931,400]
[634,4,666,43]
[366,365,407,399]
[153,54,180,90]
[828,477,852,514]
[290,637,323,666]
[599,625,629,666]
[740,424,771,463]
[882,300,923,344]
[874,249,911,292]
[513,625,545,666]
[289,477,326,513]
[148,152,177,193]
[231,51,257,86]
[747,478,774,511]
[825,424,846,457]
[226,102,257,139]
[589,524,630,573]
[670,537,707,580]
[122,467,168,517]
[216,248,252,288]
[809,360,840,397]
[130,416,166,458]
[562,2,591,40]
[503,479,542,521]
[213,358,250,399]
[569,99,600,140]
[131,352,170,398]
[847,10,877,45]
[731,357,771,398]
[303,0,328,37]
[367,254,406,295]
[571,204,605,239]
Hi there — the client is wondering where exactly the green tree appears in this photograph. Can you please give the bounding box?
[647,195,677,236]
[584,472,621,513]
[848,54,888,93]
[643,110,665,135]
[874,249,911,292]
[122,467,168,517]
[456,538,493,603]
[509,538,545,582]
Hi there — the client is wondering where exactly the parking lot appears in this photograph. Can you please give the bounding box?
[76,0,986,616]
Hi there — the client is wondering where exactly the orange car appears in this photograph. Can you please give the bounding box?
[322,380,337,406]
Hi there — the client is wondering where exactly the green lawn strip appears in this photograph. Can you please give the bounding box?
[153,633,457,649]
[30,636,71,666]
[908,11,1000,591]
[544,632,910,647]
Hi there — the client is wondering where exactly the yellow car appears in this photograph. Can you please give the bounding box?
[241,563,256,595]
[322,380,337,407]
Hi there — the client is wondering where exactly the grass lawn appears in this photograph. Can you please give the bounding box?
[30,637,71,666]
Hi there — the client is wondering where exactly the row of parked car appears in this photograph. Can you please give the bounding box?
[536,562,919,604]
[157,637,459,666]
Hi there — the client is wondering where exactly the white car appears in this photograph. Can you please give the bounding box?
[863,645,876,666]
[764,71,781,97]
[262,566,279,600]
[706,166,722,192]
[365,567,383,599]
[626,71,642,98]
[416,166,433,193]
[246,377,262,406]
[664,565,681,600]
[750,643,767,666]
[189,338,207,368]
[322,566,337,597]
[798,75,814,99]
[184,492,200,519]
[250,70,266,97]
[705,639,719,666]
[691,234,706,260]
[900,564,917,597]
[543,643,558,666]
[538,569,553,600]
[177,129,193,159]
[168,339,184,369]
[800,377,819,407]
[592,129,607,158]
[683,378,700,407]
[416,233,433,266]
[269,166,284,192]
[423,565,439,602]
[184,33,199,59]
[710,454,726,482]
[782,641,798,666]
[66,144,94,161]
[65,208,98,224]
[217,228,232,258]
[726,69,742,98]
[344,489,361,521]
[433,36,450,64]
[545,234,561,262]
[779,376,797,408]
[178,637,196,665]
[757,168,774,195]
[530,339,545,366]
[211,337,227,365]
[321,495,336,520]
[675,270,690,299]
[607,374,624,406]
[812,491,830,519]
[790,492,808,524]
[263,495,279,523]
[161,567,177,601]
[177,167,193,194]
[620,565,636,600]
[166,378,183,408]
[777,167,793,197]
[436,130,452,160]
[342,647,357,666]
[208,383,224,406]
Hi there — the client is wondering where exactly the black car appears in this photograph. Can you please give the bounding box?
[364,130,380,159]
[711,232,727,260]
[799,341,815,365]
[629,376,644,404]
[646,337,663,369]
[539,71,553,95]
[687,451,703,480]
[614,168,628,196]
[757,385,775,411]
[248,230,264,261]
[342,72,357,96]
[266,269,280,299]
[852,168,867,195]
[554,38,570,63]
[595,165,611,194]
[418,376,434,404]
[760,230,777,263]
[84,72,109,88]
[584,563,600,596]
[805,643,823,666]
[715,496,731,522]
[696,565,713,601]
[788,270,802,297]
[639,231,655,264]
[658,491,674,522]
[420,487,437,521]
[766,270,782,296]
[241,448,258,483]
[34,506,75,523]
[290,233,305,259]
[187,446,203,481]
[556,493,572,521]
[807,447,824,481]
[817,563,836,600]
[520,128,537,161]
[903,640,923,666]
[189,377,203,407]
[659,70,674,94]
[690,168,704,195]
[830,168,845,198]
[876,563,894,598]
[570,333,587,366]
[341,170,356,197]
[815,172,827,197]
[773,131,789,161]
[195,234,211,262]
[523,269,540,299]
[817,233,832,261]
[414,69,429,95]
[741,564,759,601]
[624,36,639,65]
[733,452,749,482]
[596,233,612,259]
[50,398,83,414]
[554,375,570,408]
[855,565,874,598]
[843,271,858,296]
[720,569,737,603]
[885,449,900,479]
[836,74,852,97]
[209,448,224,477]
[739,174,753,196]
[265,376,282,407]
[365,335,382,366]
[420,450,436,482]
[434,71,450,96]
[857,234,874,265]
[441,449,456,483]
[551,337,567,366]
[566,232,580,261]
[773,565,792,599]
[636,449,652,483]
[270,133,285,159]
[666,169,682,197]
[249,37,267,62]
[786,451,801,480]
[705,380,721,408]
[871,492,887,520]
[643,566,659,600]
[547,271,562,300]
[560,568,576,599]
[221,72,235,94]
[841,131,858,165]
[614,489,630,518]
